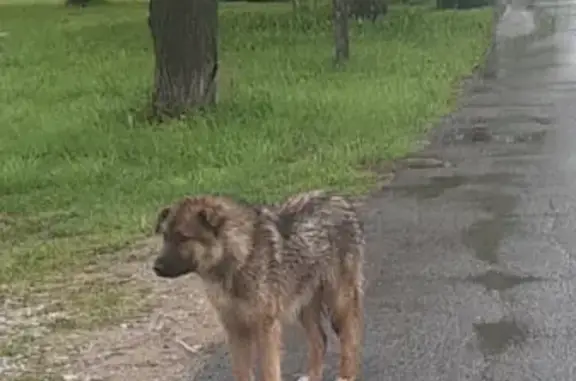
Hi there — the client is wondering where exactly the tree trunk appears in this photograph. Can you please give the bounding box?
[483,0,504,79]
[333,0,349,64]
[436,0,457,8]
[292,0,299,13]
[65,0,90,6]
[148,0,218,120]
[349,0,388,23]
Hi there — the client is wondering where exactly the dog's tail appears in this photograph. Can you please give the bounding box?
[277,189,328,214]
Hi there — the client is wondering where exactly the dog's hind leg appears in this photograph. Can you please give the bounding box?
[257,318,283,381]
[328,282,363,381]
[297,292,327,381]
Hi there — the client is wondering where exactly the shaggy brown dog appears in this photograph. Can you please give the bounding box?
[153,190,365,381]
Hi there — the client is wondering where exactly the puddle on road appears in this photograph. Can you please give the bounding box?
[473,319,527,356]
[507,129,548,144]
[486,145,545,158]
[472,114,553,127]
[442,125,548,146]
[460,189,521,215]
[389,175,466,199]
[360,156,449,176]
[387,173,522,263]
[396,156,450,170]
[387,173,521,200]
[440,113,551,147]
[461,188,520,264]
[466,269,541,291]
[462,217,517,264]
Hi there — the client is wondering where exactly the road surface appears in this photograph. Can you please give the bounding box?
[193,1,576,379]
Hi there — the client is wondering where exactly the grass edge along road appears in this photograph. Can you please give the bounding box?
[0,2,492,379]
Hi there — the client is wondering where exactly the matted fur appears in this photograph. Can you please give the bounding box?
[153,190,365,381]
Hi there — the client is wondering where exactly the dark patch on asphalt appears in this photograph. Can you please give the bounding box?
[473,192,520,215]
[385,172,521,200]
[442,126,548,146]
[396,156,451,170]
[467,114,554,126]
[484,144,546,157]
[359,156,450,176]
[462,217,517,264]
[473,319,527,356]
[466,269,542,291]
[386,175,467,199]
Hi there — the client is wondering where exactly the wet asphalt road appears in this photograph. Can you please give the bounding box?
[192,1,576,380]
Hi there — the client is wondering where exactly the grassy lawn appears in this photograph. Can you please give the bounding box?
[0,2,491,291]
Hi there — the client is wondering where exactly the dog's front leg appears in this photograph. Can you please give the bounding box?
[228,329,256,381]
[257,318,283,381]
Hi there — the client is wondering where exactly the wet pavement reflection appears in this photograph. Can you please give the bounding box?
[192,0,576,380]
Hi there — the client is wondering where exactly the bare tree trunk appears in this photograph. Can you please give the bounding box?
[292,0,300,13]
[333,0,349,64]
[148,0,218,121]
[65,0,90,6]
[483,0,504,79]
[349,0,388,22]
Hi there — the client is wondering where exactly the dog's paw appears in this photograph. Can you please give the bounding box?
[335,378,353,381]
[295,376,309,381]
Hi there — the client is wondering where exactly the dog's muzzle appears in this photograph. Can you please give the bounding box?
[153,260,168,277]
[153,257,178,278]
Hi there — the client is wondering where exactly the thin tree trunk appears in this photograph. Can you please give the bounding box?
[483,0,504,79]
[148,0,218,121]
[333,0,349,64]
[292,0,299,13]
[349,0,388,22]
[65,0,89,6]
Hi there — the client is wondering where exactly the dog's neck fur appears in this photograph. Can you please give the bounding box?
[202,205,285,298]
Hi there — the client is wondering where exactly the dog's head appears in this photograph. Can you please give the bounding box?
[152,196,230,279]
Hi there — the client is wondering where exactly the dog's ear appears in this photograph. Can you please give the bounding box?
[154,206,171,234]
[197,205,225,236]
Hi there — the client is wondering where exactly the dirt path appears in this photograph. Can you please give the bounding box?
[0,237,224,381]
[0,195,382,381]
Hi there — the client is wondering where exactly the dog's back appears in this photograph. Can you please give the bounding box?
[261,190,365,319]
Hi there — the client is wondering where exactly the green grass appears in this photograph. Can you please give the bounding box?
[0,2,492,285]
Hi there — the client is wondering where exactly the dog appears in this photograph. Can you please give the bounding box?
[153,190,365,381]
